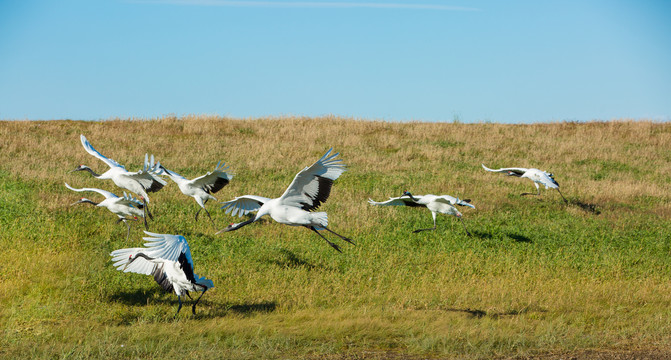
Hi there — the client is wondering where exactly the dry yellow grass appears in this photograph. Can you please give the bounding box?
[1,116,671,359]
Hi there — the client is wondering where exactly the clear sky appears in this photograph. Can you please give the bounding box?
[1,1,669,123]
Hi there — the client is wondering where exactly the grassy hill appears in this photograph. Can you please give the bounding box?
[1,116,670,359]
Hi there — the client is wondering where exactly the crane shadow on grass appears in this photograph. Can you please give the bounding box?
[506,232,532,243]
[109,290,277,320]
[108,287,167,306]
[568,199,601,214]
[264,249,334,272]
[226,301,277,315]
[196,301,278,319]
[415,305,546,319]
[444,306,545,319]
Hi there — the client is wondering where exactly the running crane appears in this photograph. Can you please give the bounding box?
[110,231,214,317]
[481,164,567,202]
[71,134,167,220]
[217,148,353,252]
[160,162,233,226]
[368,191,474,235]
[65,182,148,240]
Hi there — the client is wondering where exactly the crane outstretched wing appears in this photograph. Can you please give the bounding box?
[110,231,192,275]
[481,164,528,176]
[122,154,167,193]
[436,195,475,209]
[80,134,124,170]
[64,182,118,200]
[220,195,271,217]
[368,197,423,207]
[279,148,346,211]
[117,192,144,208]
[190,162,233,194]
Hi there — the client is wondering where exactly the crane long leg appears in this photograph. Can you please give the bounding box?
[323,227,355,245]
[124,220,131,241]
[143,198,154,220]
[459,218,471,237]
[413,212,437,233]
[196,201,216,228]
[307,226,342,253]
[175,296,183,318]
[191,288,208,315]
[521,183,541,196]
[204,208,216,228]
[143,214,149,230]
[557,188,568,203]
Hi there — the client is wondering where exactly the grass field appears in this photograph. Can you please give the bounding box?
[1,116,671,359]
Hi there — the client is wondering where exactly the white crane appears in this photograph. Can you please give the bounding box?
[368,191,474,235]
[65,182,147,240]
[160,162,233,226]
[71,134,167,220]
[217,148,353,252]
[481,164,567,202]
[110,231,214,317]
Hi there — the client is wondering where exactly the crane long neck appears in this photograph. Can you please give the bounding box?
[83,167,102,178]
[217,215,258,234]
[123,252,157,271]
[232,216,257,230]
[134,253,155,261]
[405,192,420,202]
[75,199,99,206]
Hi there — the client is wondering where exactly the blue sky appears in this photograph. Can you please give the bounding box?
[1,0,669,123]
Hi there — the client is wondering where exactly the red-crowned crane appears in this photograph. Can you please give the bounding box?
[368,191,474,235]
[160,162,233,227]
[110,231,213,317]
[217,148,353,252]
[65,182,147,240]
[481,164,567,202]
[71,134,167,220]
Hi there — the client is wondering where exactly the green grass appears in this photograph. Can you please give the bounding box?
[1,117,671,359]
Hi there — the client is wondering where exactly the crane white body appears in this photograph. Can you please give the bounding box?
[368,191,474,235]
[65,182,147,239]
[73,134,166,203]
[110,231,213,316]
[481,164,566,201]
[161,162,233,225]
[218,148,353,252]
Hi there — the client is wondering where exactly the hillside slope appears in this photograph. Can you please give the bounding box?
[1,116,670,359]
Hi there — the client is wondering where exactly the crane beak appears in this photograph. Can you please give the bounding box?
[215,217,256,234]
[215,223,239,235]
[123,256,136,271]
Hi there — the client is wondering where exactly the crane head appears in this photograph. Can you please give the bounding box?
[401,191,419,201]
[70,165,89,173]
[123,254,135,271]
